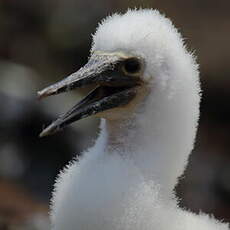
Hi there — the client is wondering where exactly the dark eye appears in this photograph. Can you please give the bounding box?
[122,58,142,76]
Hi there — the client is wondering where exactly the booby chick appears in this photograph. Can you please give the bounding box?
[38,9,229,230]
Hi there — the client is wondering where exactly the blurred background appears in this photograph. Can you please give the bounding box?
[0,0,229,229]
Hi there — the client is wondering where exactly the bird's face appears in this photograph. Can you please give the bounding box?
[38,10,177,137]
[38,51,149,137]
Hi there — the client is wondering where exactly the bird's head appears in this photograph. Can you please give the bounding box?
[38,9,198,137]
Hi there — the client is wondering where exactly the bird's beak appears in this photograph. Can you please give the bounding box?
[38,52,140,137]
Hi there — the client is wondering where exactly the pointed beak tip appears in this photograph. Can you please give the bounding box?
[37,89,50,100]
[37,92,43,100]
[39,129,49,138]
[39,122,60,138]
[39,124,53,138]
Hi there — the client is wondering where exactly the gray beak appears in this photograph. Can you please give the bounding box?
[38,53,140,137]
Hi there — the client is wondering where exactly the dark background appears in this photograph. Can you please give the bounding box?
[0,0,229,229]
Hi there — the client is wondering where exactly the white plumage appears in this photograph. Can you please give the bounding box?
[49,9,229,230]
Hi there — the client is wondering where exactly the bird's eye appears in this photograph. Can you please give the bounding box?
[121,58,142,76]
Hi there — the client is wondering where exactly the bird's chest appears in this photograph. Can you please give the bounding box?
[51,154,159,230]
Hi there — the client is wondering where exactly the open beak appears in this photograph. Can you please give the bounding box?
[38,53,141,137]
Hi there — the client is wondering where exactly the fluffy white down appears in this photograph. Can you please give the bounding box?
[50,9,229,230]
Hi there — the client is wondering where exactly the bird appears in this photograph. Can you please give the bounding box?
[38,9,229,230]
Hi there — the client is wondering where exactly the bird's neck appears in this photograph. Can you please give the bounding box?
[102,81,200,199]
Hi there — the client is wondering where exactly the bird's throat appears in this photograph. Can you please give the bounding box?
[105,117,139,154]
[101,85,200,199]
